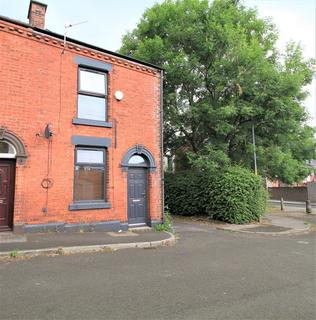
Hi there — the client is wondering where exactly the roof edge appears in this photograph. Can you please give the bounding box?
[0,14,164,71]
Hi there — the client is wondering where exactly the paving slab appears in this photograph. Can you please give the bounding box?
[267,215,309,229]
[218,213,312,235]
[241,225,292,233]
[268,207,316,224]
[0,232,27,243]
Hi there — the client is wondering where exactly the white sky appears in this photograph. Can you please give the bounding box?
[0,0,315,126]
[245,0,315,127]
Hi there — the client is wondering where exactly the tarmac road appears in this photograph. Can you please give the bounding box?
[0,220,315,320]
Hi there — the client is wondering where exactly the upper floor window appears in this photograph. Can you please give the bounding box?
[77,68,107,121]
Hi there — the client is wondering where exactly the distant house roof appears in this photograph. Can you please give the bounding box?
[0,14,163,71]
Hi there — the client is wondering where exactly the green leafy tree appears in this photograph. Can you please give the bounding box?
[119,0,315,183]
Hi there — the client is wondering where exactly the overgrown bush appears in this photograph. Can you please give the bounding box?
[206,167,267,224]
[164,171,208,216]
[164,166,267,224]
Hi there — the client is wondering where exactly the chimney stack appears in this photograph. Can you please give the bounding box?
[27,1,47,29]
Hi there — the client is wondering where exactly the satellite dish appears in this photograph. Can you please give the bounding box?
[44,124,53,138]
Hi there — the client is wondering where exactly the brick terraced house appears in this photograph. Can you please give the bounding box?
[0,1,163,232]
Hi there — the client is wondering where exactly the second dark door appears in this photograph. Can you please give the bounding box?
[128,167,147,225]
[0,160,15,231]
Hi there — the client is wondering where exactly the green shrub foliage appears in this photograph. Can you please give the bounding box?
[206,167,267,223]
[165,167,267,224]
[154,211,173,232]
[164,171,208,216]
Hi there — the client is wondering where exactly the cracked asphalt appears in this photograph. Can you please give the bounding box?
[0,220,315,320]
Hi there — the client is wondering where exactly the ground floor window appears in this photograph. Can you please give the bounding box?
[74,147,106,202]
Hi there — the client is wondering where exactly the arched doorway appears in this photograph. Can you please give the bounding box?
[0,141,17,231]
[0,129,27,231]
[127,155,149,225]
[122,145,156,226]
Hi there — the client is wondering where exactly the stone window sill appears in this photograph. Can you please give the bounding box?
[68,202,111,211]
[72,118,113,128]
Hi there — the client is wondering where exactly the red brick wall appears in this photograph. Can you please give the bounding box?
[28,2,47,29]
[0,19,162,227]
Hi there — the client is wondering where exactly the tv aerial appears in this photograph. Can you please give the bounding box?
[62,20,88,53]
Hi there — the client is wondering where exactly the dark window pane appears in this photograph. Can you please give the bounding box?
[79,70,106,95]
[0,142,9,153]
[74,165,105,201]
[78,94,106,121]
[0,141,15,154]
[77,149,104,164]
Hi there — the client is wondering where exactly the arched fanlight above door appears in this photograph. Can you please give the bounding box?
[0,141,16,158]
[128,155,149,166]
[0,128,27,164]
[121,145,156,172]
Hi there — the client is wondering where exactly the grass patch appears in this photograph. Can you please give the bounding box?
[154,211,173,232]
[10,250,18,258]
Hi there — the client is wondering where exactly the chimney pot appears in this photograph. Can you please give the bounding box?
[27,0,47,29]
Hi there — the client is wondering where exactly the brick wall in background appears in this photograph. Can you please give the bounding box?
[268,187,308,202]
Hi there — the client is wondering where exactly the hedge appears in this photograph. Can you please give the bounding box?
[206,166,267,223]
[165,166,267,224]
[164,171,207,216]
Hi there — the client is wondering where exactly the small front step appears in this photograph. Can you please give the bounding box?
[129,226,152,232]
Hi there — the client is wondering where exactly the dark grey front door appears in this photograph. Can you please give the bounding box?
[128,168,147,225]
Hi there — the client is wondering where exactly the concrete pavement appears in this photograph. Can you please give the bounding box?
[0,229,175,259]
[217,205,316,235]
[218,213,313,235]
[1,205,314,259]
